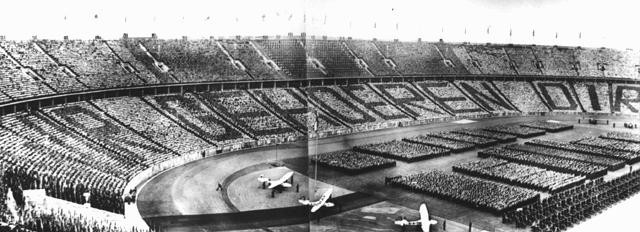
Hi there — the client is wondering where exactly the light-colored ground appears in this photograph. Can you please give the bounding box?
[228,166,352,211]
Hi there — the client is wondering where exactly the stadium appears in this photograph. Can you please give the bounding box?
[1,1,640,232]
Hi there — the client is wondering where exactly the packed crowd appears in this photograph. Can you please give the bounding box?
[145,94,249,146]
[416,81,485,115]
[531,46,578,76]
[601,131,640,143]
[403,135,476,152]
[479,147,608,178]
[493,81,550,112]
[505,144,625,169]
[453,158,585,192]
[199,91,300,140]
[2,166,124,214]
[599,48,640,78]
[520,121,573,132]
[0,41,87,93]
[0,206,148,232]
[388,170,539,213]
[455,81,518,114]
[307,40,363,77]
[526,139,640,163]
[462,45,517,75]
[306,86,379,125]
[104,40,160,84]
[450,128,517,143]
[574,48,605,77]
[141,39,248,82]
[426,131,500,147]
[372,83,446,119]
[0,53,55,101]
[254,39,308,79]
[373,41,452,74]
[0,111,150,213]
[353,140,450,162]
[503,46,542,75]
[39,40,143,88]
[534,82,579,111]
[345,40,397,75]
[483,124,546,138]
[312,150,396,174]
[221,41,282,79]
[503,170,640,232]
[573,137,640,153]
[340,85,411,121]
[92,97,212,154]
[44,102,174,164]
[252,88,311,132]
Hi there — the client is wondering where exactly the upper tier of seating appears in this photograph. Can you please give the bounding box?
[0,38,638,104]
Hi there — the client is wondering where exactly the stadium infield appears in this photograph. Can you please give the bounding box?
[136,114,639,231]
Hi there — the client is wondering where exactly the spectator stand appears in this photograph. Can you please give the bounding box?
[493,81,550,113]
[369,82,448,120]
[343,39,397,76]
[339,84,413,122]
[531,81,584,112]
[572,82,611,113]
[413,81,487,117]
[454,80,521,115]
[611,83,640,115]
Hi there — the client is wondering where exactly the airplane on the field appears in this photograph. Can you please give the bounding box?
[258,171,294,190]
[298,188,334,212]
[394,203,437,232]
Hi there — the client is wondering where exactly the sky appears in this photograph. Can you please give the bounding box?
[0,0,639,49]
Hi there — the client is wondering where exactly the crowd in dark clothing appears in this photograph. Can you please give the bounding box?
[2,167,124,214]
[0,208,150,232]
[503,170,640,232]
[387,170,539,213]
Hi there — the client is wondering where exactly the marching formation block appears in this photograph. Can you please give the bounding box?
[484,125,546,138]
[353,140,450,162]
[388,170,540,214]
[453,158,585,193]
[312,150,396,174]
[520,121,574,132]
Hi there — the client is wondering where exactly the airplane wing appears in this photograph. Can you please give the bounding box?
[419,203,437,232]
[310,189,333,213]
[268,172,294,189]
[310,203,324,213]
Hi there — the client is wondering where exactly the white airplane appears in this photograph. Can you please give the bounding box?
[394,203,437,232]
[298,188,334,212]
[258,171,294,189]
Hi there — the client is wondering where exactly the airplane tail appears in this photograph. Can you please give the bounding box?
[324,202,334,207]
[429,220,437,225]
